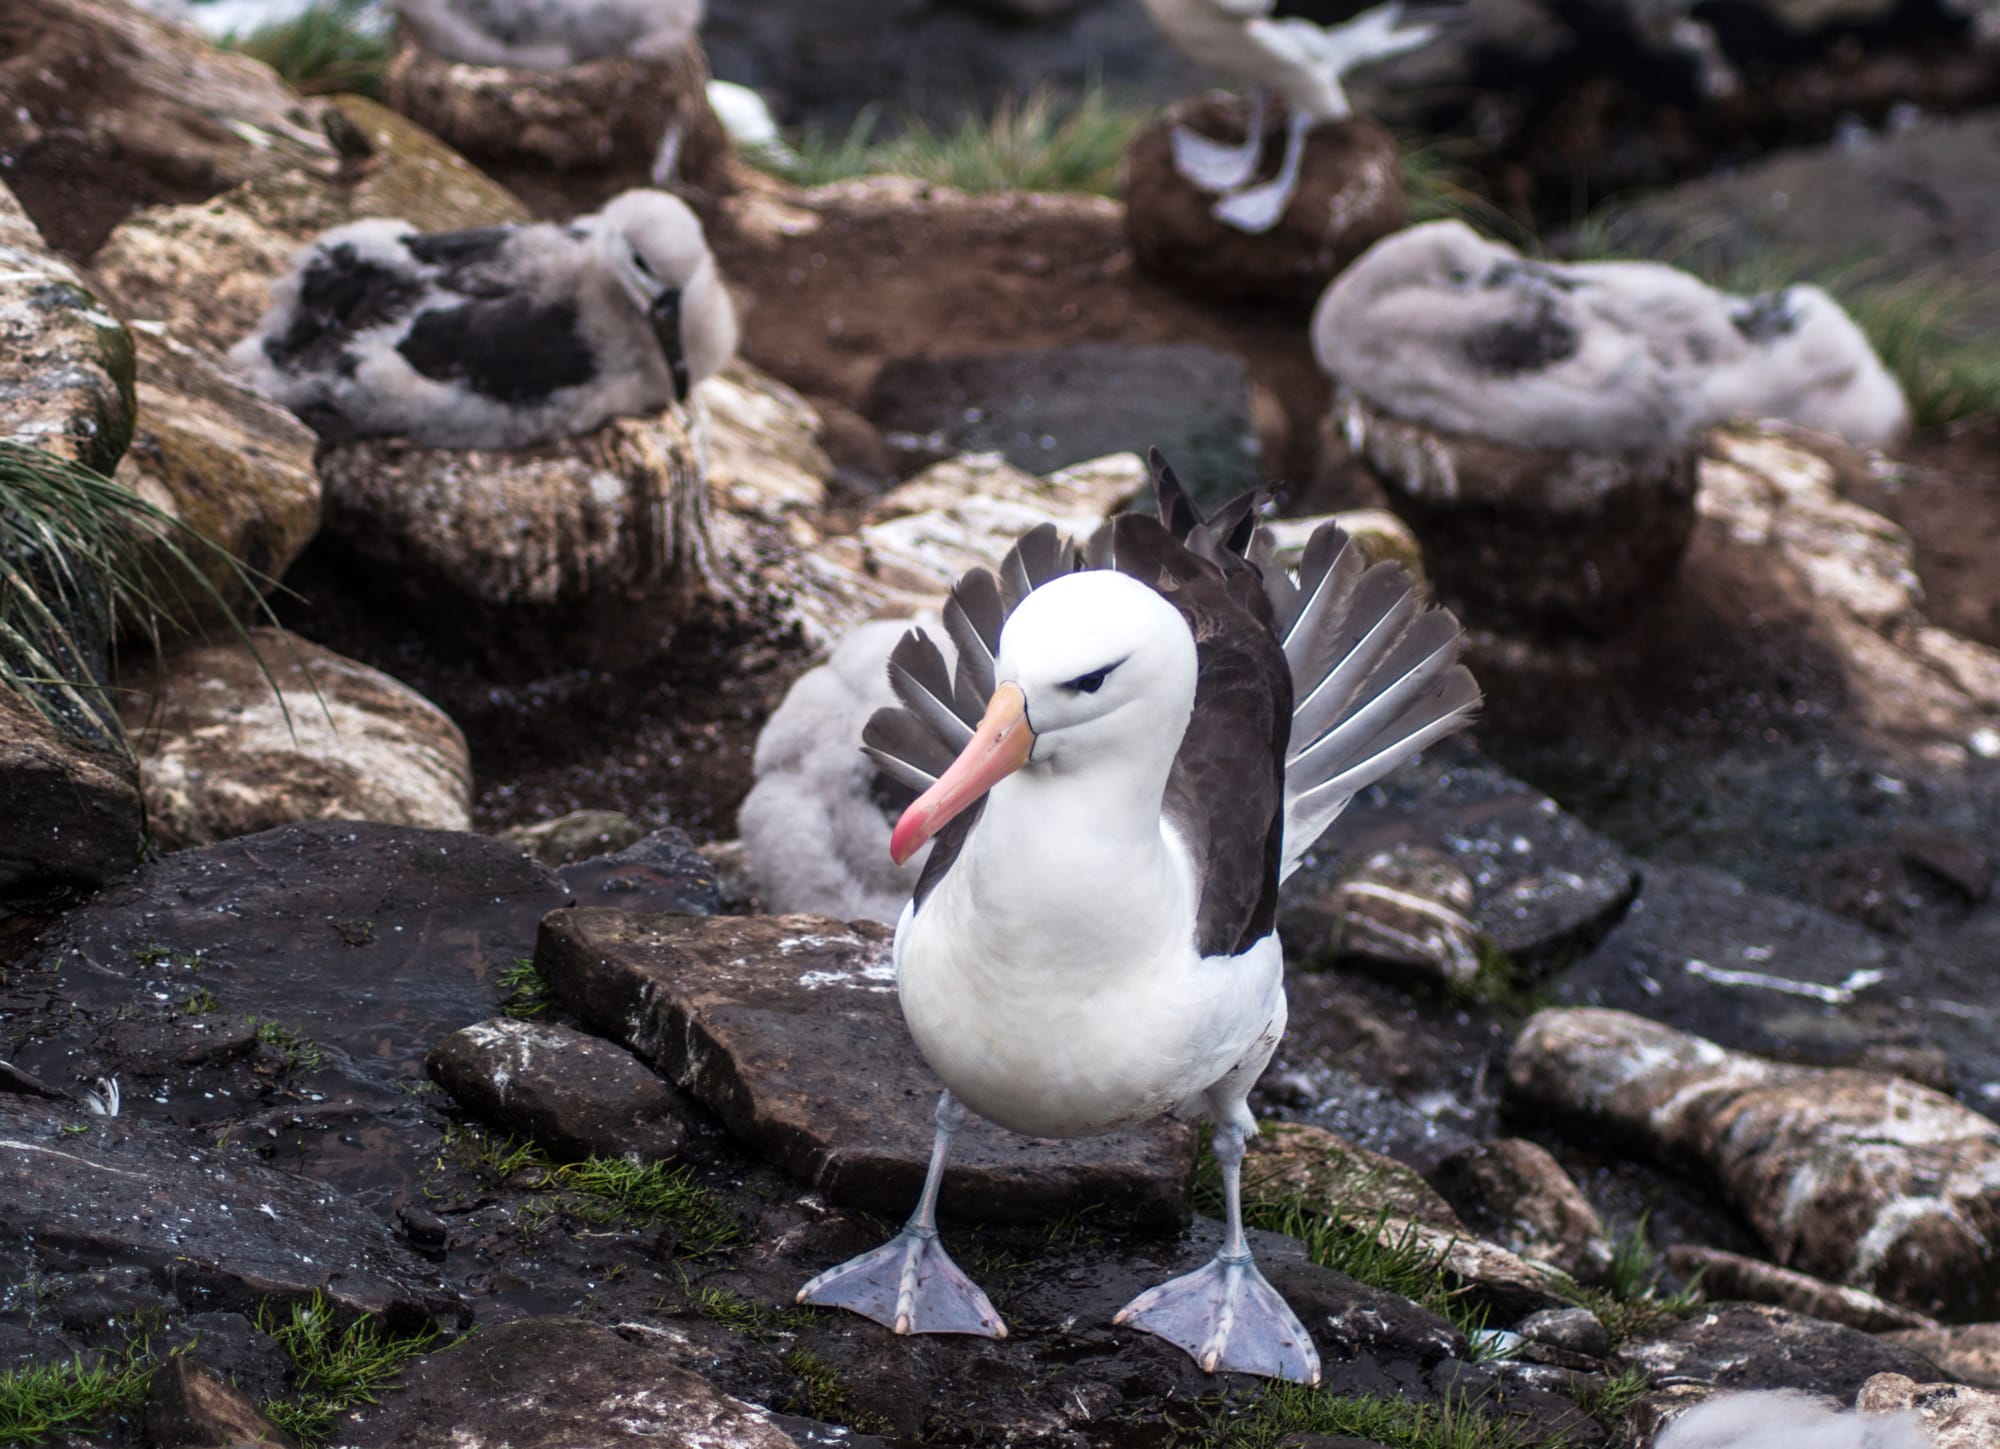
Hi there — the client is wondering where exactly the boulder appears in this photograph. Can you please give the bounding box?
[1879,1324,2000,1391]
[0,1094,461,1327]
[0,0,335,261]
[336,1316,797,1447]
[1619,1304,1945,1400]
[1662,1246,1939,1333]
[1507,1007,2000,1319]
[862,342,1269,505]
[0,179,134,474]
[117,628,472,851]
[0,683,143,900]
[311,404,709,671]
[1243,1121,1467,1233]
[502,809,647,867]
[555,827,722,915]
[144,1356,297,1449]
[1299,845,1482,991]
[536,909,1200,1229]
[1428,1138,1616,1289]
[114,323,319,630]
[1123,99,1406,306]
[1334,388,1700,638]
[426,1018,692,1163]
[88,95,529,358]
[1858,1373,2000,1449]
[384,34,730,212]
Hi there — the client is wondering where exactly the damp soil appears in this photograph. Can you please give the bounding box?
[1861,416,2000,650]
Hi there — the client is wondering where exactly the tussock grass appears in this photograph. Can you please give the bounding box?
[497,957,554,1020]
[0,442,287,749]
[0,1346,155,1445]
[1567,1212,1703,1342]
[752,85,1146,197]
[224,0,390,101]
[257,1294,443,1448]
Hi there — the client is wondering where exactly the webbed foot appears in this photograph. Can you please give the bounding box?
[1115,1250,1320,1383]
[797,1226,1006,1338]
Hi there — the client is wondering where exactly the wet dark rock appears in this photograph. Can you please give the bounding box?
[427,1017,693,1163]
[1891,825,1990,903]
[1519,1307,1610,1359]
[1429,1138,1615,1289]
[556,826,722,914]
[537,909,1199,1229]
[1619,1304,1943,1399]
[1123,100,1406,306]
[0,1095,461,1326]
[52,1266,177,1334]
[342,1316,798,1447]
[1281,740,1639,980]
[0,683,144,903]
[13,822,570,1123]
[1551,860,1959,1080]
[1662,1246,1939,1333]
[862,342,1262,504]
[1508,1008,2000,1320]
[1337,390,1701,639]
[165,1313,294,1411]
[144,1355,296,1449]
[1788,844,1924,937]
[395,1203,449,1253]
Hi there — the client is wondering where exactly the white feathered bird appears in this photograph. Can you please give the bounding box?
[795,452,1479,1383]
[1312,220,1909,452]
[1653,1390,1930,1449]
[1140,0,1460,232]
[231,189,737,449]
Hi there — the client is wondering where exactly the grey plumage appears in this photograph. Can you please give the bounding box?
[230,189,736,450]
[1652,1391,1929,1449]
[395,0,703,68]
[1313,220,1909,452]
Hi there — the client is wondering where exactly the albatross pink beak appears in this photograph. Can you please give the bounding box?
[890,682,1034,866]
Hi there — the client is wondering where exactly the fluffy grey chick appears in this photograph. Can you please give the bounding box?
[738,619,949,924]
[1653,1391,1929,1449]
[395,0,703,69]
[1312,220,1906,453]
[230,190,736,450]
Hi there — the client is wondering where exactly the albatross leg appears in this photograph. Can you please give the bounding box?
[1170,87,1269,194]
[1114,1122,1321,1383]
[1211,107,1312,235]
[795,1091,1007,1338]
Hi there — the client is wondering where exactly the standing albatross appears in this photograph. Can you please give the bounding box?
[797,453,1480,1383]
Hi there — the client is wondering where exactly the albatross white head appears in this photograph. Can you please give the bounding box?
[890,569,1198,865]
[586,189,738,400]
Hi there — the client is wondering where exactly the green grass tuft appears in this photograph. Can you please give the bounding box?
[497,957,554,1020]
[0,442,284,749]
[1186,1385,1548,1449]
[1570,1363,1651,1424]
[257,1295,444,1448]
[1564,1213,1703,1342]
[753,85,1146,197]
[0,1346,156,1445]
[224,0,390,101]
[250,1018,327,1079]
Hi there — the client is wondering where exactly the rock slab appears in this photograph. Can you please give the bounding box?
[537,910,1199,1229]
[427,1017,691,1163]
[1508,1007,2000,1319]
[120,628,472,851]
[0,683,143,900]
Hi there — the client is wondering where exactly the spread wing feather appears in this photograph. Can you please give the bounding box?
[855,444,1479,934]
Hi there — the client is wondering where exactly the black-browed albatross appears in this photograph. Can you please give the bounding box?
[797,453,1480,1383]
[1140,0,1458,233]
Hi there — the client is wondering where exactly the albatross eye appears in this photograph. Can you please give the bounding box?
[632,251,656,277]
[1063,666,1114,695]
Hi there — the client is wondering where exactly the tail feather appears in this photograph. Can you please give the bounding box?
[944,567,1004,712]
[1290,614,1465,782]
[862,710,957,792]
[1000,523,1074,613]
[886,630,974,753]
[1289,565,1422,739]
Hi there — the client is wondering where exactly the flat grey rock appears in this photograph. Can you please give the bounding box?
[1619,1303,1943,1400]
[342,1316,798,1447]
[427,1017,691,1163]
[863,341,1261,508]
[0,1095,461,1327]
[537,910,1199,1229]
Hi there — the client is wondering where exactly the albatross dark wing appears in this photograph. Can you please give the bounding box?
[1088,455,1291,961]
[861,524,1081,911]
